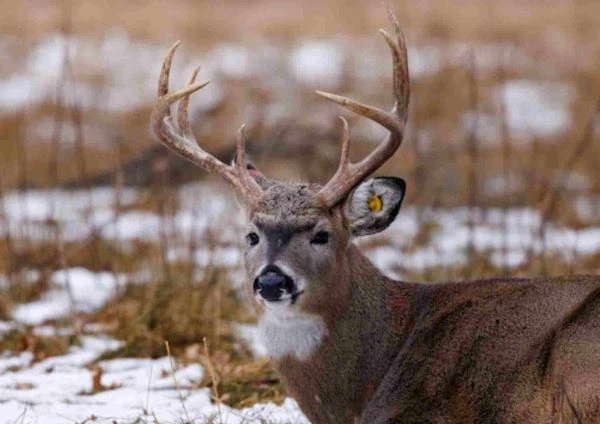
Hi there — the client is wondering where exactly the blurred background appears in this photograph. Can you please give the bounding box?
[0,0,599,422]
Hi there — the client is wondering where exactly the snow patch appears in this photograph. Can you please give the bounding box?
[0,337,307,424]
[12,268,124,325]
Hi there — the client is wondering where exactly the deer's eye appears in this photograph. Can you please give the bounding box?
[311,231,330,245]
[246,232,260,247]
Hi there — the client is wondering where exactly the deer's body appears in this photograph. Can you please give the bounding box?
[272,245,600,423]
[151,10,600,423]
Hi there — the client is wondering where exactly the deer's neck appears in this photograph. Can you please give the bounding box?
[273,245,417,423]
[328,244,416,358]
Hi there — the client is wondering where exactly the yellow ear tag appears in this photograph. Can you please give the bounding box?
[368,195,383,212]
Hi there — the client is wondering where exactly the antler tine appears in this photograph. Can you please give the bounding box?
[316,9,410,208]
[383,8,410,117]
[151,42,264,204]
[158,41,180,98]
[234,124,261,188]
[177,66,200,140]
[235,124,249,170]
[327,116,351,181]
[315,92,399,133]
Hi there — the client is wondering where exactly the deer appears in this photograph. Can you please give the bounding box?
[151,10,600,424]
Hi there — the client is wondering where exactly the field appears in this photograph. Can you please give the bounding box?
[0,1,599,423]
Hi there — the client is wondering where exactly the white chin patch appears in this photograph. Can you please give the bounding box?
[258,302,327,361]
[256,296,296,316]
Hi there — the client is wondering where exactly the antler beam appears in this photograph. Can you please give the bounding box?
[316,9,410,208]
[150,42,263,205]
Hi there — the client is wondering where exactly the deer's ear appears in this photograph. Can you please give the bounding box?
[231,156,273,190]
[344,177,406,237]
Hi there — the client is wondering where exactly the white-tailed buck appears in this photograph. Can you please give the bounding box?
[151,10,600,424]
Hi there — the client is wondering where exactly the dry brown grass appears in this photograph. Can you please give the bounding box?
[88,248,287,407]
[93,268,250,359]
[0,327,72,362]
[3,0,600,45]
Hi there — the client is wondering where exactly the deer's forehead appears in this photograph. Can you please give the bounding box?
[252,215,319,233]
[250,182,324,218]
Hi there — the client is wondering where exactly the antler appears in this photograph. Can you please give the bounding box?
[316,9,410,208]
[150,42,263,205]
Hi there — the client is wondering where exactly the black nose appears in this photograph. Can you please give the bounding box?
[254,265,294,301]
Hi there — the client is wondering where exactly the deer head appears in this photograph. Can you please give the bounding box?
[151,10,409,358]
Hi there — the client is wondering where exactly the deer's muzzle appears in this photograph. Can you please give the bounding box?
[254,265,296,302]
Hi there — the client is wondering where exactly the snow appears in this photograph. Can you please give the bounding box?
[1,30,560,141]
[0,321,15,334]
[289,39,344,88]
[3,185,600,280]
[211,43,252,79]
[11,291,73,326]
[0,32,263,112]
[500,80,574,138]
[0,32,172,112]
[462,80,575,143]
[0,352,33,374]
[2,187,140,241]
[361,207,600,275]
[1,183,240,244]
[12,268,125,325]
[0,30,579,145]
[0,336,307,424]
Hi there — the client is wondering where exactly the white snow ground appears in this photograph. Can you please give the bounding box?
[0,336,307,424]
[11,268,126,326]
